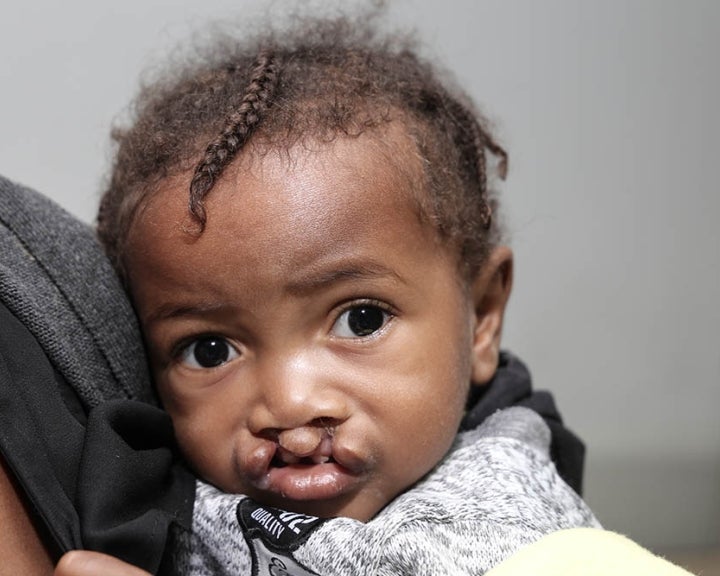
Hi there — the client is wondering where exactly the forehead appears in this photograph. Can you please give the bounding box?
[134,126,427,240]
[126,126,450,288]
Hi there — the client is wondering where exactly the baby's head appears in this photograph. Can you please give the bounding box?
[98,16,513,521]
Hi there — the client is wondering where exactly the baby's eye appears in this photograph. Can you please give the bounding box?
[331,304,392,338]
[179,336,239,368]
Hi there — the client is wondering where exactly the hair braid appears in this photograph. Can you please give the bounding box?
[188,50,280,226]
[443,96,507,230]
[99,16,511,283]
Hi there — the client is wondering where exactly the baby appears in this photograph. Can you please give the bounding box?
[57,13,597,576]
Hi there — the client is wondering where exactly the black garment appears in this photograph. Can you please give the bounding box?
[462,351,585,495]
[0,301,194,573]
[0,302,84,560]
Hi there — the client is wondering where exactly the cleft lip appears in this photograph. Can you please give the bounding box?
[273,427,336,468]
[272,452,335,468]
[243,430,368,501]
[240,439,277,490]
[241,425,370,503]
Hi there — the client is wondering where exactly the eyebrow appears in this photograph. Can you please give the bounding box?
[144,262,404,324]
[144,301,231,325]
[284,261,405,296]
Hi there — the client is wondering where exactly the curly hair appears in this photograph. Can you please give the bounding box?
[97,13,507,283]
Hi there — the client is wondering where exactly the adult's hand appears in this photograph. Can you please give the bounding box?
[0,455,54,576]
[54,552,151,576]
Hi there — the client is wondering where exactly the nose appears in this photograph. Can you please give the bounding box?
[247,350,348,438]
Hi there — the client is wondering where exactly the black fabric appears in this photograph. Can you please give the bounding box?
[461,351,586,495]
[79,400,195,574]
[0,302,194,573]
[0,303,84,558]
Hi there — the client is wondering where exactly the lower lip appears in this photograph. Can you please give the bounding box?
[260,462,361,501]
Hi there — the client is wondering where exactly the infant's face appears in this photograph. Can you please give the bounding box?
[126,131,481,521]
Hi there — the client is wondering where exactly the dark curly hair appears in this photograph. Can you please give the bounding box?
[97,13,507,284]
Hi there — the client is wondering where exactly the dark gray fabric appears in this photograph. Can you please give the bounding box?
[0,176,194,573]
[0,175,154,407]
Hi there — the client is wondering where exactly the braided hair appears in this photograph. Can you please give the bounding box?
[98,15,507,283]
[188,50,279,226]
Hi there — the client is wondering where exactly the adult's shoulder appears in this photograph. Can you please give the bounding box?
[0,175,153,407]
[0,176,157,569]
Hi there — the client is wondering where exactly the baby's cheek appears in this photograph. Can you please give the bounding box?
[173,421,225,483]
[391,409,457,476]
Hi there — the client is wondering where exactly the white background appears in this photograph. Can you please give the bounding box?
[1,0,718,551]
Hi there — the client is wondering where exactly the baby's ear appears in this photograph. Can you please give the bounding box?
[469,246,513,386]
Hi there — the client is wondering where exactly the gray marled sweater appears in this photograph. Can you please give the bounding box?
[173,407,600,575]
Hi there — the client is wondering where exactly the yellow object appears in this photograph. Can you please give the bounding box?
[487,528,694,576]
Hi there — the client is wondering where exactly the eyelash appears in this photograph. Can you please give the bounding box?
[172,333,240,369]
[330,299,396,340]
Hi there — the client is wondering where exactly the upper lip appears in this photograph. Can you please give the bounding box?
[242,430,366,485]
[275,433,334,466]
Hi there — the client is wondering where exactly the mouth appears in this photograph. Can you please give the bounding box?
[264,459,360,502]
[249,440,364,502]
[271,452,337,467]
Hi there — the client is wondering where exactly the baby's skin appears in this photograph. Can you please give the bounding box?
[124,126,513,522]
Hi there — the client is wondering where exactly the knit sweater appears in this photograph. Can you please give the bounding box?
[173,407,600,575]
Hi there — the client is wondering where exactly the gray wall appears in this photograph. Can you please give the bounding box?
[1,0,718,551]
